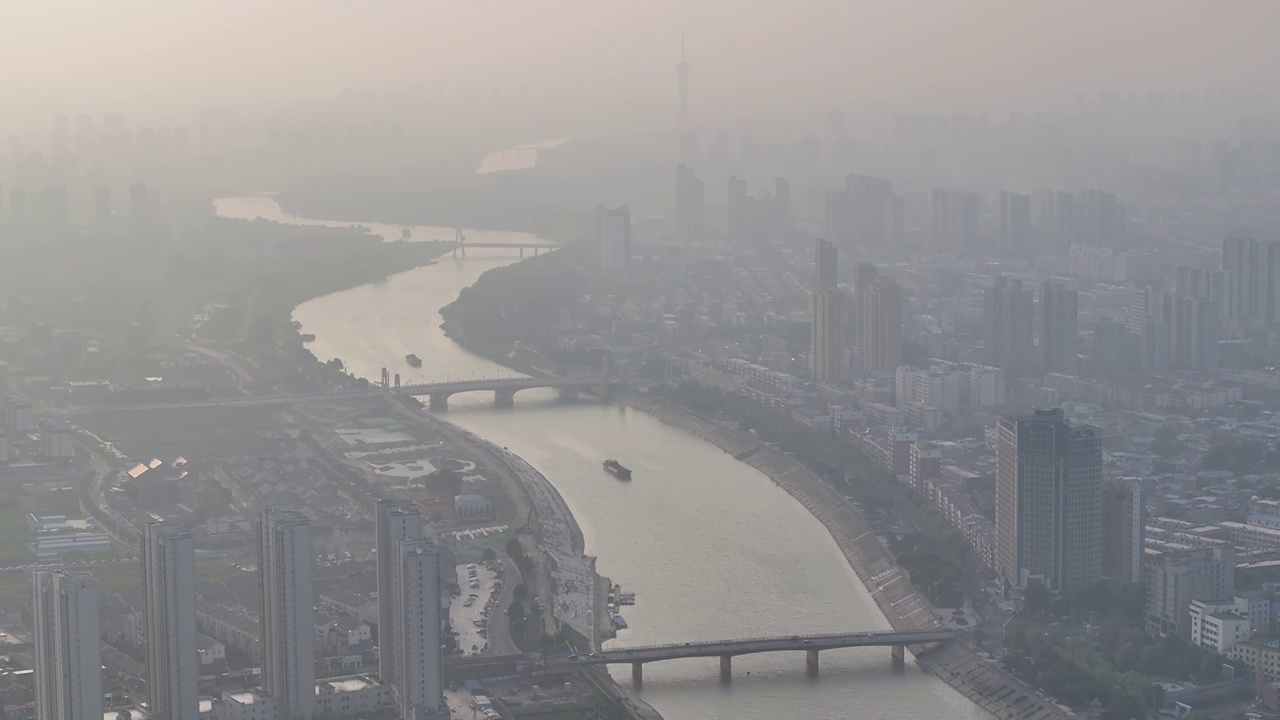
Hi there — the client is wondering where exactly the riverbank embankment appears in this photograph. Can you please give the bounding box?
[618,392,1074,720]
[415,409,662,720]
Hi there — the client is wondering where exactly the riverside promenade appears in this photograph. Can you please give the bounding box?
[621,392,1074,720]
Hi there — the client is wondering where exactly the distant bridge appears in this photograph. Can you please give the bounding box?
[447,241,558,257]
[391,377,620,411]
[55,377,620,415]
[444,228,558,257]
[553,629,955,685]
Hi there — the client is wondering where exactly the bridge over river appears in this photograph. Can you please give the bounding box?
[55,377,621,415]
[449,629,955,685]
[392,377,620,410]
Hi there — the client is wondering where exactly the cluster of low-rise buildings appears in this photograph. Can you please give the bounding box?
[594,232,1280,702]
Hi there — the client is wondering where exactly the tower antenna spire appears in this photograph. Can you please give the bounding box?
[676,32,693,164]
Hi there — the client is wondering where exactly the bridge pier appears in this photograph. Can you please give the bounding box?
[557,387,580,403]
[891,644,905,669]
[806,649,820,676]
[719,655,732,683]
[429,394,448,412]
[519,247,525,257]
[494,389,515,408]
[631,663,643,688]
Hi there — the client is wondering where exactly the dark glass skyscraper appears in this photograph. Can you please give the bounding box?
[995,408,1102,592]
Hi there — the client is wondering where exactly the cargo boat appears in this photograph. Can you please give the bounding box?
[603,459,632,480]
[405,354,423,367]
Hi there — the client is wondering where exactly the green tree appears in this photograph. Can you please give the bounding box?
[424,468,463,496]
[1024,583,1052,617]
[1113,643,1138,672]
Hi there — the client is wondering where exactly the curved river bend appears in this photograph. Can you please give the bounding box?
[217,197,988,720]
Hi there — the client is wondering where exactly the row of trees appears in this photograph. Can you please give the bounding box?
[439,241,589,361]
[1002,618,1235,719]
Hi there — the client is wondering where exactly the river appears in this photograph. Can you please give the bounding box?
[475,138,570,174]
[217,196,989,720]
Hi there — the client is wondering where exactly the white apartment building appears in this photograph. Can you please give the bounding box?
[142,523,199,720]
[1191,599,1252,654]
[395,538,444,719]
[33,571,101,720]
[257,510,314,720]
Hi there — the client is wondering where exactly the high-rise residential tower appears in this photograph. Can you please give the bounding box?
[1222,236,1280,328]
[1077,189,1127,249]
[930,189,978,249]
[726,175,747,240]
[995,408,1103,592]
[1040,282,1079,375]
[1102,479,1145,584]
[773,177,791,234]
[33,571,102,720]
[592,205,631,272]
[851,262,878,345]
[860,276,903,373]
[809,238,844,383]
[999,191,1032,256]
[984,277,1034,375]
[376,499,423,690]
[1167,294,1221,370]
[1128,283,1172,371]
[393,538,444,719]
[258,509,315,720]
[846,174,896,249]
[675,164,705,244]
[141,523,198,720]
[1033,190,1074,254]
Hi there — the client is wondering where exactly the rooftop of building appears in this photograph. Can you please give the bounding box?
[320,675,379,694]
[226,690,268,705]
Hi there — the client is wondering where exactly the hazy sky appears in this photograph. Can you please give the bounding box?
[2,0,1278,123]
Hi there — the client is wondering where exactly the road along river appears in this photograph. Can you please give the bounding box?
[217,196,989,720]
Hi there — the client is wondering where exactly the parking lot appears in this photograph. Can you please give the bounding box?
[450,561,501,656]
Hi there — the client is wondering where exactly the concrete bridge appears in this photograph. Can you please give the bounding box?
[53,378,619,415]
[550,629,955,685]
[447,240,558,257]
[392,377,619,411]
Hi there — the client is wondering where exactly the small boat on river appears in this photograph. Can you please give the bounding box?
[603,459,632,479]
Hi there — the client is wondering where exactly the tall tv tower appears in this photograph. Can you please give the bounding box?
[677,34,695,165]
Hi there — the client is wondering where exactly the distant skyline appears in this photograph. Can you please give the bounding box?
[1,0,1278,127]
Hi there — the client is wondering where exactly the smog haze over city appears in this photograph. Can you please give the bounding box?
[3,3,1280,720]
